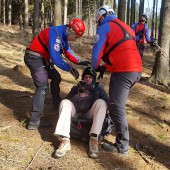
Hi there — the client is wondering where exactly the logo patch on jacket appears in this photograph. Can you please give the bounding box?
[56,37,61,44]
[54,43,60,51]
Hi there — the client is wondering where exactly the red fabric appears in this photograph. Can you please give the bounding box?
[105,19,142,73]
[63,49,79,64]
[29,28,50,60]
[135,23,145,44]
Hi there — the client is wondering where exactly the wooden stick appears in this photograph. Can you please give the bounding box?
[0,126,11,131]
[136,141,152,164]
[25,142,45,170]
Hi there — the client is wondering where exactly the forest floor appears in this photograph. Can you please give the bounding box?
[0,25,170,170]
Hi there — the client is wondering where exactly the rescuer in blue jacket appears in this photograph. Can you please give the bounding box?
[132,14,157,58]
[24,18,90,130]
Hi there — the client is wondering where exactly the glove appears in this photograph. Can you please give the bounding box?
[150,40,157,46]
[150,37,158,46]
[78,61,91,66]
[95,66,107,79]
[70,67,79,80]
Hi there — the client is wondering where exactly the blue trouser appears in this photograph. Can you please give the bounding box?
[24,53,61,122]
[109,72,141,152]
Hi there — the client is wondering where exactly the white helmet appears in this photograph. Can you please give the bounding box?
[96,5,115,22]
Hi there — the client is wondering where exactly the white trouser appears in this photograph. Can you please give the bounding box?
[54,99,107,138]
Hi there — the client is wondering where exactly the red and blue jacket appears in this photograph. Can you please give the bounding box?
[92,15,142,73]
[131,22,151,44]
[29,25,80,72]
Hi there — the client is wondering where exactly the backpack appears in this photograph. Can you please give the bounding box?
[70,111,114,142]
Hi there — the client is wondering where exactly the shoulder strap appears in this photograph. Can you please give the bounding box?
[102,20,135,65]
[38,35,49,54]
[135,24,145,37]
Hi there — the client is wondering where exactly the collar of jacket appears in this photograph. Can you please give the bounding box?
[99,15,117,26]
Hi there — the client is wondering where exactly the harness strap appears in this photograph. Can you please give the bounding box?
[38,35,49,54]
[102,20,135,65]
[135,24,145,38]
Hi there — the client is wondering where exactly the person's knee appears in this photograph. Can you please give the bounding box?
[60,99,73,107]
[95,99,107,107]
[37,84,49,95]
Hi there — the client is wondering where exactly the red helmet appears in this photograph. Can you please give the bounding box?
[69,18,86,37]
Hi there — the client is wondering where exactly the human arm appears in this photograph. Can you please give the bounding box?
[64,46,91,66]
[48,26,72,71]
[91,24,110,69]
[66,86,79,99]
[98,85,109,103]
[144,25,151,43]
[95,65,107,79]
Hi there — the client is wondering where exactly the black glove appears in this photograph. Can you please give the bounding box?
[70,67,79,80]
[150,37,158,46]
[150,40,157,46]
[78,61,91,66]
[95,66,107,79]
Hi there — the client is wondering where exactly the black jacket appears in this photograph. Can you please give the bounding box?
[66,81,109,113]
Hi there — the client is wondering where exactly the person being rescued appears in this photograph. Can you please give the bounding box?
[53,66,109,159]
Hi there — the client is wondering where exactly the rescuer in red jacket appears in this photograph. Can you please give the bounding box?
[24,18,90,130]
[91,5,142,155]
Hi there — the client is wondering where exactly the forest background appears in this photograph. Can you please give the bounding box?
[0,0,170,170]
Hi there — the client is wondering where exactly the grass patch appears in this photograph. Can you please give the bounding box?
[19,119,27,128]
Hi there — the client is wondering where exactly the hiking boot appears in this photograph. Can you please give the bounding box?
[102,142,128,156]
[54,137,71,158]
[89,136,99,159]
[27,120,52,130]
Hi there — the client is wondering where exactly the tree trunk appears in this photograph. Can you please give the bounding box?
[126,0,130,25]
[53,0,62,25]
[19,6,23,29]
[100,0,104,6]
[40,0,45,29]
[63,0,68,24]
[118,0,126,22]
[149,0,170,87]
[2,0,5,24]
[33,0,39,37]
[8,0,12,25]
[23,0,28,29]
[109,0,114,8]
[139,0,144,18]
[151,0,156,37]
[87,0,90,36]
[130,0,136,26]
[155,0,158,38]
[113,0,116,13]
[0,0,1,23]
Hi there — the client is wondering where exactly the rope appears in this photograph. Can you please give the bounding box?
[155,44,169,61]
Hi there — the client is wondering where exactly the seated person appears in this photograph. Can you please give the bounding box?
[54,66,109,159]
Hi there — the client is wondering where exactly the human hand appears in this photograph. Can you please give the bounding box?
[70,67,79,80]
[95,66,107,79]
[78,61,91,66]
[150,37,158,46]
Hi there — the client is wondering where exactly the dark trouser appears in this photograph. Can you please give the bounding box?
[137,43,145,58]
[24,53,61,122]
[109,72,141,152]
